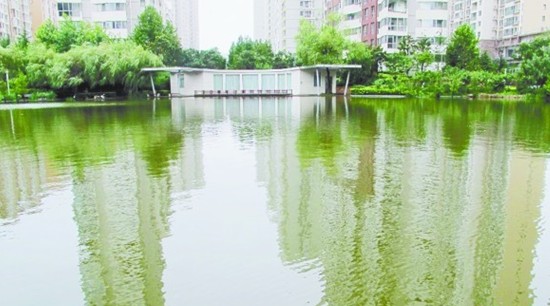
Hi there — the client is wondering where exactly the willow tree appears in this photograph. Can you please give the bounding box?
[296,14,346,93]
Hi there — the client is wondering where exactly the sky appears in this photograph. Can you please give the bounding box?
[199,0,254,55]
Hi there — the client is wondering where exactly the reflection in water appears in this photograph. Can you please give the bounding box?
[73,153,169,306]
[257,98,549,305]
[0,98,549,305]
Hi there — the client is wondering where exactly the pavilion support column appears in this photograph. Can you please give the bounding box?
[150,73,157,96]
[316,69,321,96]
[344,70,351,96]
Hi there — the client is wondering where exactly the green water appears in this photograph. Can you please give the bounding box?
[0,97,549,306]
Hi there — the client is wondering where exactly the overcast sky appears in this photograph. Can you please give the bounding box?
[199,0,254,55]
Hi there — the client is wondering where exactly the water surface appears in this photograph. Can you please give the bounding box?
[0,98,549,305]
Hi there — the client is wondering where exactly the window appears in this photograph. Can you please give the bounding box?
[96,3,126,12]
[57,2,81,17]
[100,21,127,29]
[179,75,184,88]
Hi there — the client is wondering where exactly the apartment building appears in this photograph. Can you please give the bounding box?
[42,1,196,48]
[30,0,56,34]
[326,0,363,42]
[497,0,550,58]
[0,0,32,40]
[450,0,550,58]
[361,0,378,45]
[377,0,449,53]
[174,0,198,49]
[254,0,325,53]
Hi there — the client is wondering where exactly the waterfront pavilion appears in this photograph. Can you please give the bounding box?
[141,65,361,97]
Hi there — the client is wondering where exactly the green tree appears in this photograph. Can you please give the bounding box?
[227,37,274,69]
[515,36,550,95]
[180,48,226,69]
[36,17,109,52]
[132,6,183,65]
[0,37,10,48]
[398,35,415,55]
[479,51,497,72]
[27,41,162,95]
[414,37,434,72]
[273,51,296,69]
[446,24,479,70]
[200,49,226,69]
[384,52,413,75]
[344,41,377,85]
[295,14,346,93]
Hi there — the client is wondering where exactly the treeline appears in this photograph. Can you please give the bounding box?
[2,7,549,102]
[292,16,550,99]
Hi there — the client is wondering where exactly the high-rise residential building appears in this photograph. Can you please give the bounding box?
[326,0,363,42]
[450,0,500,56]
[361,0,378,45]
[0,0,32,40]
[450,0,550,58]
[174,0,199,49]
[377,0,449,53]
[29,0,57,34]
[496,0,550,58]
[48,0,172,38]
[43,1,197,48]
[254,0,325,53]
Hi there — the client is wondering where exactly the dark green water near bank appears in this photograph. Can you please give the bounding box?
[0,98,549,305]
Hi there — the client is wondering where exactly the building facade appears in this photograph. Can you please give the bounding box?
[326,0,364,42]
[254,0,325,53]
[174,0,198,49]
[0,0,32,40]
[32,1,197,48]
[450,0,550,58]
[361,0,377,45]
[377,0,449,53]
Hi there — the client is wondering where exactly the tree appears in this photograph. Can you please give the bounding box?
[446,24,479,70]
[227,37,274,69]
[132,6,183,66]
[180,48,226,69]
[200,49,226,69]
[26,41,162,94]
[398,35,414,56]
[515,36,550,95]
[295,14,346,93]
[0,37,10,48]
[344,41,377,85]
[479,51,497,72]
[273,51,295,69]
[384,52,413,75]
[414,37,434,72]
[36,17,109,52]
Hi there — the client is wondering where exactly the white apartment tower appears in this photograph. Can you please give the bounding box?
[0,0,32,40]
[450,0,550,58]
[174,0,198,49]
[49,0,173,38]
[326,0,364,42]
[48,0,197,48]
[377,0,449,53]
[254,0,325,53]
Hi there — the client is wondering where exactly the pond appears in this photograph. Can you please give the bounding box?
[0,97,549,305]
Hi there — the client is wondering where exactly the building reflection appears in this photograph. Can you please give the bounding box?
[0,149,59,221]
[255,97,549,305]
[72,152,169,306]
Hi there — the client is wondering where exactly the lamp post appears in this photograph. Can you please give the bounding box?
[5,70,10,95]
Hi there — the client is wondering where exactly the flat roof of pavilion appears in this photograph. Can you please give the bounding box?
[141,64,361,74]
